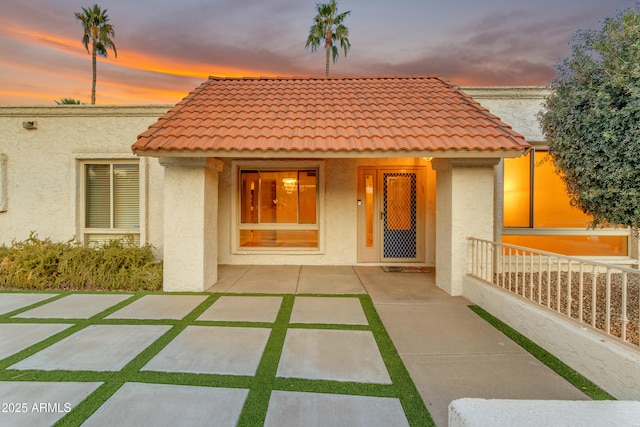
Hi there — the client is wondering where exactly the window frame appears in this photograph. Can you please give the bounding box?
[80,159,142,246]
[232,160,324,253]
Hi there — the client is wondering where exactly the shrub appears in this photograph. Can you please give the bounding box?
[0,233,162,291]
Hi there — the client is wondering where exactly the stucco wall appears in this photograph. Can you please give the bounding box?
[0,106,169,255]
[461,87,550,142]
[434,159,498,295]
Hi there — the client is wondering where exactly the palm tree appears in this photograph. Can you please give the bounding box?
[75,4,117,104]
[305,0,351,78]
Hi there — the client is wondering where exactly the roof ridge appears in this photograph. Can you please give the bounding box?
[206,75,445,81]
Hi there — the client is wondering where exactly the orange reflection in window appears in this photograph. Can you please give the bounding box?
[502,235,627,256]
[240,230,318,247]
[298,171,317,224]
[365,174,374,247]
[533,152,591,228]
[503,154,531,227]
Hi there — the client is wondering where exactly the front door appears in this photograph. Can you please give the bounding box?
[357,167,425,262]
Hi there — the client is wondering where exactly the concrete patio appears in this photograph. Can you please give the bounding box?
[0,266,589,426]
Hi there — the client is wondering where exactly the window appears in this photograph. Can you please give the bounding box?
[83,162,140,246]
[238,168,318,248]
[502,149,628,256]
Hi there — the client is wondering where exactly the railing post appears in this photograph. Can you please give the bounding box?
[621,272,628,342]
[578,263,584,324]
[537,255,542,304]
[567,260,573,318]
[605,268,612,335]
[501,245,506,288]
[591,266,598,329]
[546,256,552,309]
[556,257,562,313]
[529,252,534,301]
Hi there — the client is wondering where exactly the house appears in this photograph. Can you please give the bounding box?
[1,76,636,294]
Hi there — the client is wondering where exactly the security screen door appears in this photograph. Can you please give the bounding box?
[357,167,424,262]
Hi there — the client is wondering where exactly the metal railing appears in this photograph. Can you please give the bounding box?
[468,237,640,348]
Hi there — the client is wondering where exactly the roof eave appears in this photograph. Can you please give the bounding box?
[132,147,529,159]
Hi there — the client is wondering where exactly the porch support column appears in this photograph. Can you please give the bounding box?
[159,157,223,292]
[432,158,499,296]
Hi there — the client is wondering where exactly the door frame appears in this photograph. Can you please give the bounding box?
[357,166,425,263]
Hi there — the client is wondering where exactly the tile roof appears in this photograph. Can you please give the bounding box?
[132,76,529,156]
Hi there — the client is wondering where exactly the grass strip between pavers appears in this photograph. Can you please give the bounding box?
[468,305,616,401]
[359,294,435,427]
[0,291,433,426]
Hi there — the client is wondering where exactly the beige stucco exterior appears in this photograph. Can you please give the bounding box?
[2,87,636,294]
[460,87,550,142]
[0,106,169,255]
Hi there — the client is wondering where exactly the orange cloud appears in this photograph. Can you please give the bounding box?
[2,23,279,104]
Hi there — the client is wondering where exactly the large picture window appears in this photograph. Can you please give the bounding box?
[503,149,628,256]
[83,162,140,246]
[239,168,318,248]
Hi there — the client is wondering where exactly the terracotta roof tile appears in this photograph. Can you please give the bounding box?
[133,76,529,155]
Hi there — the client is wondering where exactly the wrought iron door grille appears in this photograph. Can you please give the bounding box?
[383,173,417,258]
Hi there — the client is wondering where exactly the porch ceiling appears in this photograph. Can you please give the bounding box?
[132,76,530,158]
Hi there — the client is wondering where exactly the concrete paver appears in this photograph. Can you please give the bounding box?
[0,323,72,360]
[198,295,283,322]
[0,293,58,315]
[224,266,300,294]
[107,295,208,320]
[0,381,102,427]
[82,382,248,427]
[290,296,368,325]
[264,391,410,427]
[13,294,131,319]
[375,303,524,355]
[277,329,392,384]
[298,266,366,294]
[9,324,170,371]
[227,279,298,294]
[355,266,456,304]
[207,264,252,292]
[403,353,589,426]
[142,326,271,375]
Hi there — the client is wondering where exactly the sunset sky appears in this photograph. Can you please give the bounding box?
[0,0,634,105]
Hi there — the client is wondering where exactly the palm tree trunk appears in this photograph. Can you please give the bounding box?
[325,31,332,78]
[91,39,97,104]
[325,46,330,77]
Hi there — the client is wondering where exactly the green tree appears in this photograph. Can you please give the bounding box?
[540,7,640,233]
[75,4,117,104]
[305,0,351,77]
[55,98,83,105]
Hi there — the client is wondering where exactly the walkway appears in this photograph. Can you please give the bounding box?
[0,266,588,426]
[213,265,589,425]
